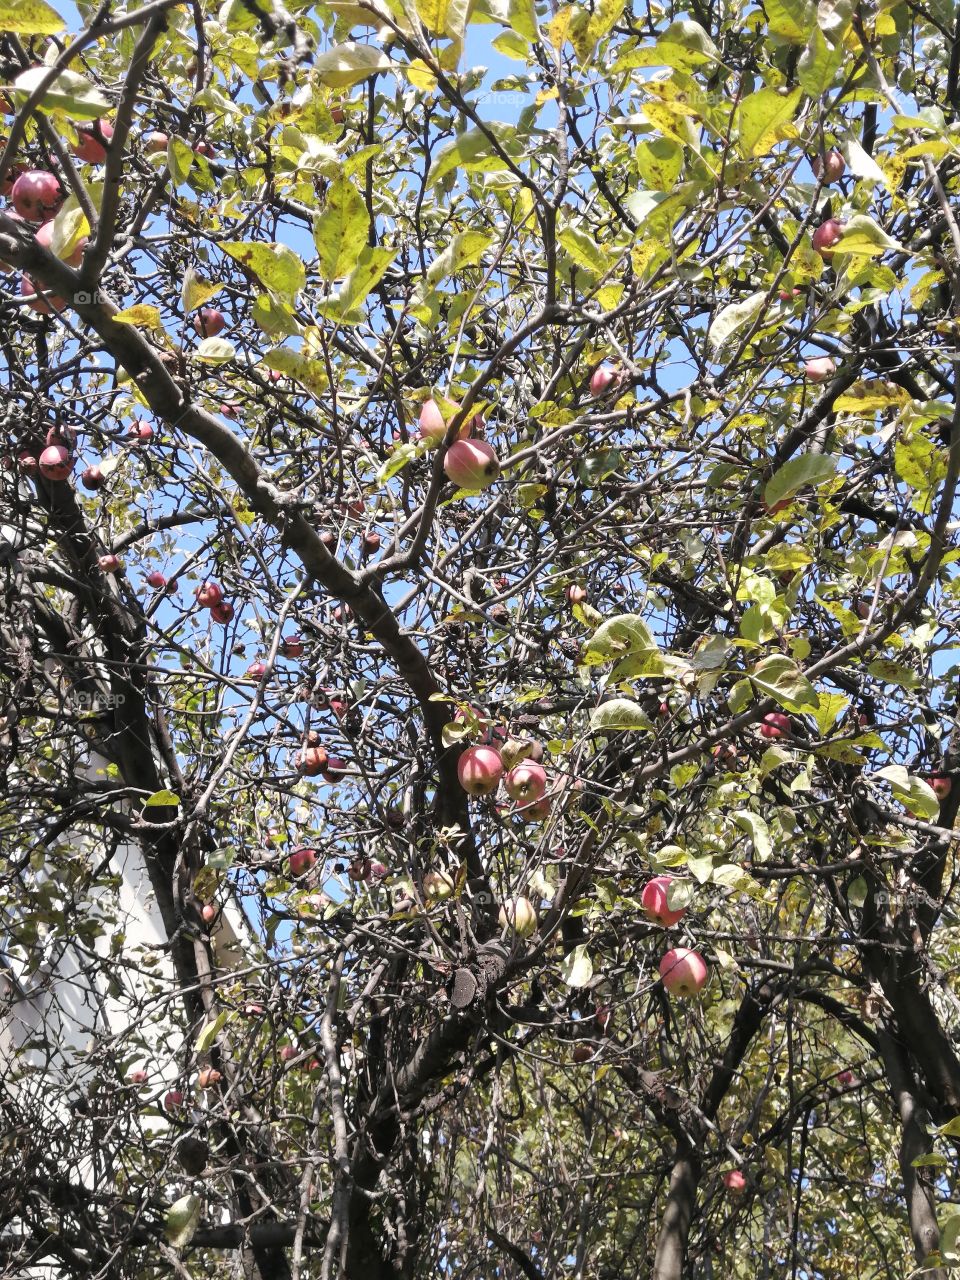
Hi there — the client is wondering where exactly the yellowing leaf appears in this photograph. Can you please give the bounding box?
[416,0,468,40]
[313,178,370,281]
[833,380,910,412]
[193,337,236,363]
[0,0,64,34]
[111,304,162,330]
[7,66,109,119]
[222,241,305,301]
[314,42,391,88]
[736,87,802,158]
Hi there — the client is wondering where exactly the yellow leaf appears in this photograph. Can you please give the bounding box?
[0,0,64,33]
[111,304,163,330]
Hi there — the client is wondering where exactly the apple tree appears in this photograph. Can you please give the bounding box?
[3,0,960,1276]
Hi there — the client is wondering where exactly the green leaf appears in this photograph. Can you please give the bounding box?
[559,223,608,275]
[144,789,181,807]
[867,659,920,689]
[314,42,392,88]
[937,1116,960,1139]
[733,811,772,861]
[764,453,837,509]
[425,231,492,286]
[165,1195,202,1248]
[321,245,395,321]
[590,698,654,732]
[764,0,813,40]
[736,87,801,159]
[0,0,64,33]
[751,655,819,710]
[195,1011,229,1053]
[707,291,766,353]
[221,242,305,301]
[508,0,537,40]
[809,692,849,735]
[193,337,236,363]
[313,177,370,282]
[842,138,887,187]
[875,767,939,819]
[427,124,519,188]
[835,215,905,257]
[416,0,469,39]
[559,944,594,988]
[264,348,328,396]
[583,614,658,666]
[797,26,843,94]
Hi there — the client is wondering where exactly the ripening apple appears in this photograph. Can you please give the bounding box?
[197,1067,222,1089]
[804,356,836,382]
[457,744,504,795]
[200,903,216,924]
[444,439,500,489]
[641,875,687,927]
[145,570,167,589]
[11,169,63,221]
[193,306,226,337]
[21,273,65,314]
[723,1170,747,1194]
[930,773,952,801]
[72,121,114,164]
[280,1044,298,1063]
[362,529,381,553]
[17,451,38,475]
[504,760,547,803]
[322,755,347,781]
[659,947,708,997]
[298,745,328,777]
[812,149,845,183]
[760,712,792,740]
[35,217,86,266]
[418,397,472,444]
[281,633,304,659]
[837,1069,854,1085]
[98,554,121,573]
[210,600,234,623]
[812,218,845,257]
[128,1069,149,1084]
[572,1043,594,1063]
[567,584,587,605]
[499,895,538,937]
[145,131,168,153]
[194,140,216,158]
[288,847,317,877]
[423,869,455,900]
[164,1089,184,1110]
[81,465,104,491]
[246,660,267,680]
[195,580,222,608]
[128,420,153,443]
[38,443,73,480]
[589,365,617,397]
[515,795,551,822]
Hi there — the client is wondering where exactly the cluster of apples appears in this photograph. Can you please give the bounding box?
[19,425,77,482]
[642,873,709,998]
[418,398,500,490]
[457,735,552,823]
[194,578,235,624]
[296,729,346,784]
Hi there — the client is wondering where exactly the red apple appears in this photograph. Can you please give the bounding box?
[804,356,836,382]
[572,1043,594,1063]
[288,847,317,877]
[457,744,504,796]
[759,712,792,740]
[322,755,347,781]
[641,875,687,927]
[504,760,547,803]
[930,773,952,801]
[418,396,472,443]
[72,121,114,164]
[11,170,63,221]
[281,634,304,658]
[812,218,845,257]
[195,580,222,608]
[499,895,538,937]
[837,1069,854,1085]
[812,149,845,183]
[589,364,617,396]
[128,420,153,444]
[298,745,328,776]
[38,443,73,480]
[35,216,86,266]
[145,570,167,589]
[723,1169,747,1193]
[164,1089,184,1110]
[194,140,216,158]
[210,600,234,624]
[81,465,104,491]
[193,306,225,337]
[444,439,500,489]
[17,450,38,475]
[200,903,216,924]
[128,1069,149,1085]
[659,947,708,997]
[145,131,168,153]
[246,660,267,680]
[280,1044,298,1062]
[98,553,121,573]
[362,529,380,553]
[518,795,551,822]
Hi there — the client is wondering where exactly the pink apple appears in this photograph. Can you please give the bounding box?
[164,1089,184,1110]
[11,169,63,221]
[38,443,73,480]
[195,580,222,608]
[193,307,225,337]
[418,397,472,443]
[194,140,216,158]
[659,947,708,997]
[812,149,845,182]
[200,903,216,924]
[128,1069,149,1084]
[760,712,792,740]
[812,218,845,257]
[281,634,304,658]
[504,760,547,803]
[145,131,168,154]
[457,745,504,796]
[280,1045,298,1062]
[72,121,113,164]
[499,895,537,937]
[589,364,617,396]
[723,1170,747,1193]
[641,875,686,927]
[567,584,588,604]
[98,553,121,573]
[17,451,38,475]
[246,660,267,680]
[35,217,86,267]
[517,795,551,822]
[81,465,104,491]
[930,774,952,800]
[288,847,317,877]
[444,439,500,489]
[145,570,167,589]
[804,356,836,382]
[197,1067,221,1089]
[298,745,327,776]
[128,420,154,443]
[210,600,234,623]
